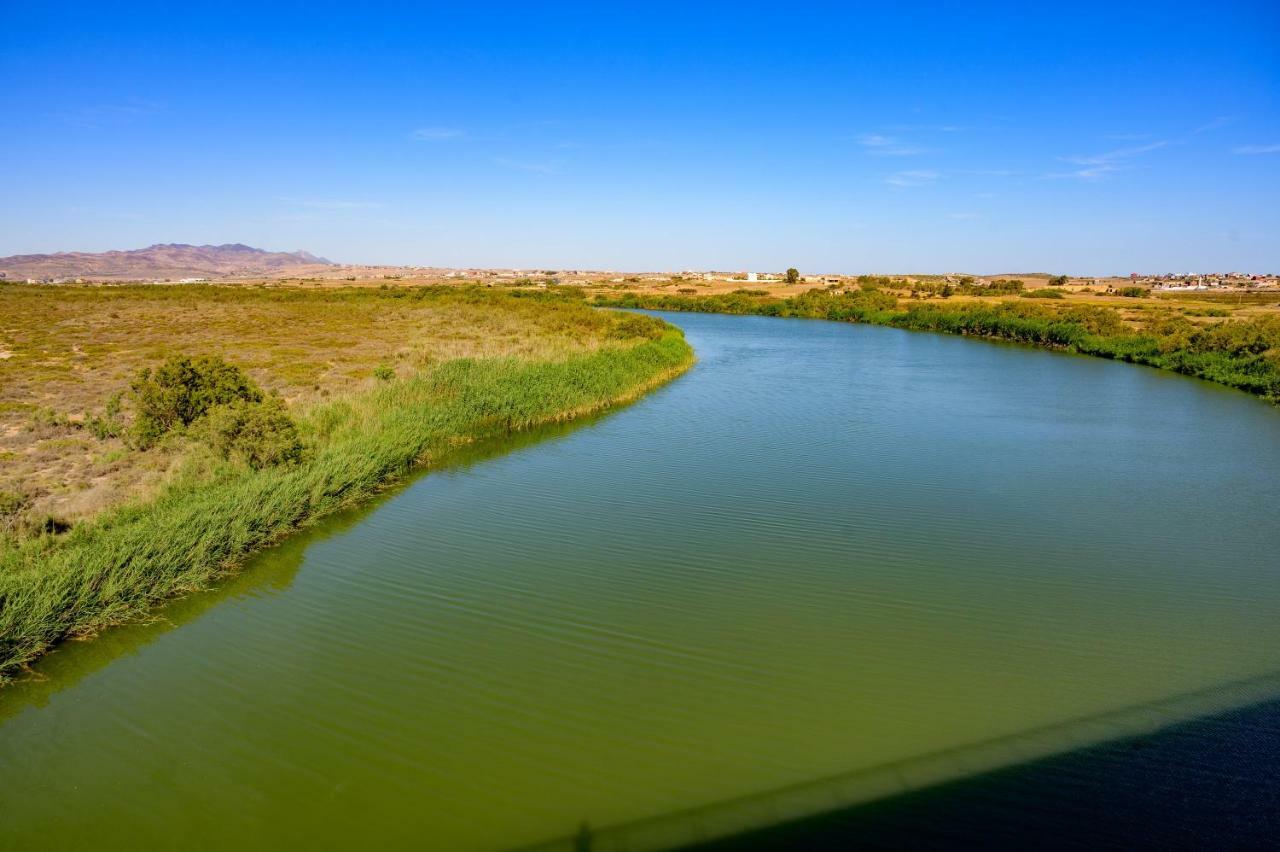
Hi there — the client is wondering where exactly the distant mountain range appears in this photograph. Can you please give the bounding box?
[0,243,335,281]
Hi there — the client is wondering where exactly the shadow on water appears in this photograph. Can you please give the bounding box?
[522,672,1280,852]
[681,696,1280,851]
[0,407,620,722]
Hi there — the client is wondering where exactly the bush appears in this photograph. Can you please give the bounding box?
[857,275,895,291]
[1022,288,1066,299]
[1061,305,1128,336]
[131,355,262,448]
[984,279,1025,294]
[609,313,667,340]
[373,364,396,382]
[1116,286,1149,298]
[85,392,124,440]
[204,398,304,469]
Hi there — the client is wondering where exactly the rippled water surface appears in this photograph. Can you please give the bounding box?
[3,312,1280,850]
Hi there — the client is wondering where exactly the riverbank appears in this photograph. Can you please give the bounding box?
[0,286,693,679]
[594,289,1280,401]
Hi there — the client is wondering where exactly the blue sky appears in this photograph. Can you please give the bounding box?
[2,2,1278,274]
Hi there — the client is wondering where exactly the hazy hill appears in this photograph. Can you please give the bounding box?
[0,243,335,281]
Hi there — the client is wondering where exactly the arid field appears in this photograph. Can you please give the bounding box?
[0,283,640,532]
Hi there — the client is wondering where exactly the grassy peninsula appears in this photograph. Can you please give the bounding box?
[594,286,1280,401]
[0,284,692,679]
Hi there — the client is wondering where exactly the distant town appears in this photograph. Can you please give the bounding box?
[0,243,1276,291]
[5,266,1280,292]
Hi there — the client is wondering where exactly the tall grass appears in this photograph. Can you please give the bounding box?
[0,326,692,679]
[596,291,1280,401]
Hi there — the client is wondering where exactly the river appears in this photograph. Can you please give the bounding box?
[2,312,1279,850]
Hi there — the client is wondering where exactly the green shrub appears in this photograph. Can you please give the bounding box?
[131,355,263,448]
[983,279,1026,294]
[1116,286,1149,298]
[203,398,304,469]
[609,313,667,340]
[857,275,895,291]
[1055,305,1124,336]
[85,392,125,440]
[30,407,74,430]
[1022,288,1066,299]
[373,364,396,382]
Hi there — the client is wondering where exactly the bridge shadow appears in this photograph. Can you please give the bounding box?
[686,696,1280,851]
[522,673,1280,852]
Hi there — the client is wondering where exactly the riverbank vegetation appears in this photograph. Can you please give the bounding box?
[594,288,1280,400]
[0,284,692,678]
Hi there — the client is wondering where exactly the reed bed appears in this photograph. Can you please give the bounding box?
[596,289,1280,401]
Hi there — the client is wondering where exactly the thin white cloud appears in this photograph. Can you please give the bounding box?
[856,133,925,157]
[1045,118,1235,181]
[1062,140,1169,167]
[1044,164,1119,181]
[1046,140,1168,180]
[412,127,465,141]
[1233,144,1280,155]
[1192,116,1232,134]
[885,170,940,187]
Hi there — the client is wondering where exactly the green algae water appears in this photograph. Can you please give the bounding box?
[3,312,1280,850]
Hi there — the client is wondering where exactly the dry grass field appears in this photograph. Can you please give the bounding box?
[0,283,617,528]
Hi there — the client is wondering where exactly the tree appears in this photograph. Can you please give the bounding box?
[1049,274,1069,287]
[204,397,304,469]
[130,355,262,448]
[785,267,800,285]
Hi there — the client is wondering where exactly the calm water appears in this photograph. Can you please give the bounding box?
[3,312,1280,850]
